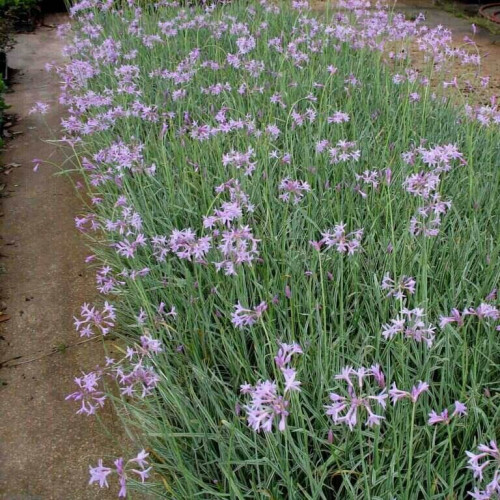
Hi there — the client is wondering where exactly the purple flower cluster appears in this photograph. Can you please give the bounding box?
[428,401,467,425]
[382,307,436,347]
[240,343,302,432]
[467,441,500,499]
[440,301,500,331]
[231,301,268,329]
[279,178,311,204]
[215,225,260,275]
[354,168,392,197]
[328,110,350,123]
[464,100,500,127]
[89,450,151,498]
[66,370,107,415]
[74,302,116,337]
[150,179,259,275]
[169,229,212,262]
[310,222,364,255]
[325,365,387,430]
[381,273,416,301]
[222,147,257,176]
[402,143,464,237]
[315,139,360,164]
[66,334,163,415]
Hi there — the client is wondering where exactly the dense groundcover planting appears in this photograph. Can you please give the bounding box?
[49,0,500,497]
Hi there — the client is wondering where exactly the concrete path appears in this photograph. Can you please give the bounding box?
[0,14,120,500]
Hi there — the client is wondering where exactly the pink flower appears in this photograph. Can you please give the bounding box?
[29,101,50,115]
[320,222,364,255]
[266,123,280,139]
[428,408,450,425]
[66,371,107,416]
[328,111,350,124]
[403,171,441,199]
[89,451,151,497]
[279,178,311,204]
[241,380,290,433]
[382,308,436,347]
[215,225,260,275]
[381,273,416,300]
[236,35,256,54]
[389,381,429,404]
[466,441,500,498]
[370,364,386,388]
[74,302,116,337]
[355,170,381,190]
[282,367,301,393]
[231,301,267,329]
[327,140,360,164]
[240,344,302,433]
[169,228,211,262]
[453,400,467,416]
[222,147,257,176]
[439,308,464,329]
[326,366,388,430]
[464,303,499,321]
[274,342,303,368]
[89,459,112,488]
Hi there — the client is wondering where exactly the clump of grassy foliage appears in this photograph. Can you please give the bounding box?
[58,0,500,498]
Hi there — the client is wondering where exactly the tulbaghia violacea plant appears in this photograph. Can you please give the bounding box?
[440,303,500,331]
[310,222,364,255]
[466,441,500,499]
[54,0,500,495]
[279,178,311,204]
[428,401,467,425]
[89,450,151,498]
[240,343,302,432]
[74,302,116,337]
[382,307,436,347]
[231,301,268,329]
[66,334,163,415]
[325,365,388,430]
[381,273,416,301]
[388,381,430,405]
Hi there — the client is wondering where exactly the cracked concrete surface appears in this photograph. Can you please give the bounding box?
[0,14,121,500]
